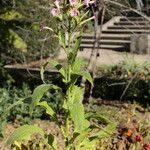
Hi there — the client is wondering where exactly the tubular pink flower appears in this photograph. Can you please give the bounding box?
[51,8,59,16]
[84,0,95,7]
[69,8,78,17]
[69,0,78,6]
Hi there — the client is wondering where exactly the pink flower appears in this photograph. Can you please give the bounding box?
[69,8,78,17]
[84,0,95,7]
[69,0,78,6]
[51,8,59,16]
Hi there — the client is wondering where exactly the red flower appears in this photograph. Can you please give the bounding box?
[135,135,142,142]
[143,144,150,150]
[132,119,137,125]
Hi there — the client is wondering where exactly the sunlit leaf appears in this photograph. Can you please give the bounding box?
[9,29,27,53]
[72,58,84,73]
[30,84,59,115]
[48,60,66,80]
[70,85,83,104]
[85,112,111,124]
[76,71,93,85]
[38,101,56,119]
[92,123,116,139]
[6,125,44,145]
[69,103,85,133]
[0,10,24,20]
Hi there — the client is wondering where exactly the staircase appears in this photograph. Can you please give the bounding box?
[81,16,150,51]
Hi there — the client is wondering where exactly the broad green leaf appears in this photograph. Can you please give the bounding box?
[0,10,23,20]
[72,58,84,73]
[73,129,90,145]
[85,112,111,124]
[38,101,55,118]
[48,60,66,80]
[6,125,44,145]
[77,139,97,150]
[73,36,82,52]
[92,123,116,139]
[9,29,27,53]
[58,29,66,49]
[76,71,93,85]
[30,84,59,114]
[47,134,58,150]
[70,86,83,104]
[69,103,85,133]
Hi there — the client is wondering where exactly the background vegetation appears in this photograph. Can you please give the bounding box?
[0,0,58,64]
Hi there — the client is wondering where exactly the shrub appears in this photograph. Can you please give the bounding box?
[92,61,150,104]
[0,0,59,64]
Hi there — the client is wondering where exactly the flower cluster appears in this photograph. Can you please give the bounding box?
[50,0,95,17]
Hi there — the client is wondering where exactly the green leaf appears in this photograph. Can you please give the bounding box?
[92,123,116,139]
[77,139,97,150]
[6,125,44,145]
[76,71,93,85]
[47,134,58,150]
[58,29,66,49]
[70,86,83,104]
[48,60,66,80]
[30,84,59,115]
[85,112,111,124]
[72,58,84,73]
[74,131,97,150]
[38,101,56,119]
[0,10,24,20]
[73,36,82,52]
[69,103,85,133]
[9,29,27,53]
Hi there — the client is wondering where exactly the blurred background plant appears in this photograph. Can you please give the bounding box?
[0,0,59,65]
[93,60,150,104]
[0,82,63,138]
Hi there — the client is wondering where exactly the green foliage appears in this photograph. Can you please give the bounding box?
[93,60,150,103]
[0,0,58,64]
[0,10,23,20]
[6,125,44,145]
[0,82,64,138]
[0,84,30,137]
[9,29,27,52]
[6,1,116,149]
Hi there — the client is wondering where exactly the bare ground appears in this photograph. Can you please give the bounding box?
[58,48,150,66]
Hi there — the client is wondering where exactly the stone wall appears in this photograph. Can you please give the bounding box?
[130,34,150,54]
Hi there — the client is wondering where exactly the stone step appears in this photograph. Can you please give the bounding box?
[81,39,130,45]
[100,44,128,51]
[101,34,130,40]
[120,17,149,21]
[80,44,126,51]
[102,29,150,34]
[83,34,130,40]
[114,21,149,25]
[108,25,150,30]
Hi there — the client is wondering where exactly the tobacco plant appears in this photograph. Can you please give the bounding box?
[5,0,116,149]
